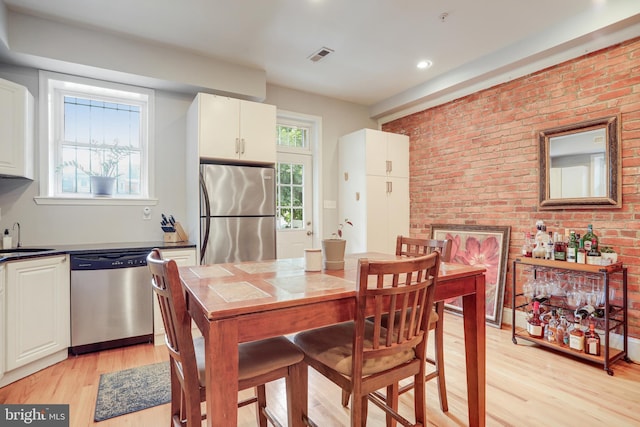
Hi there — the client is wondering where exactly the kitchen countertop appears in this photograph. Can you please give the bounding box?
[0,241,196,263]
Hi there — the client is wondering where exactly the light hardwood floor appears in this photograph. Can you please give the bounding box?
[1,314,639,426]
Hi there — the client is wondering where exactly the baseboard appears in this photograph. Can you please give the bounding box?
[0,349,68,388]
[502,308,638,363]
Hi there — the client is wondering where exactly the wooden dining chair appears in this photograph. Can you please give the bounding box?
[394,236,452,412]
[147,248,307,427]
[341,236,452,413]
[294,252,440,427]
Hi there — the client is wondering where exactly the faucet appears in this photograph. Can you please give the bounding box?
[12,222,21,247]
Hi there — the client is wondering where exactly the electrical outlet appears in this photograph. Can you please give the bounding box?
[143,206,152,220]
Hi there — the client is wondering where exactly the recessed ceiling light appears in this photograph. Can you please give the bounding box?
[417,60,433,70]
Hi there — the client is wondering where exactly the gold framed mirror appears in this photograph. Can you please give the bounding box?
[539,115,621,209]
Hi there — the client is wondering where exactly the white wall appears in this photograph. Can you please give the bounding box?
[0,63,193,246]
[0,64,375,247]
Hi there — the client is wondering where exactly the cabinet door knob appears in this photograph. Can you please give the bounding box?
[241,138,246,154]
[235,138,240,154]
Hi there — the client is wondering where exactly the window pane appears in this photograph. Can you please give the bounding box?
[59,95,143,196]
[277,125,308,148]
[292,164,303,185]
[279,186,291,206]
[291,208,303,229]
[278,208,292,229]
[278,163,291,184]
[292,186,302,207]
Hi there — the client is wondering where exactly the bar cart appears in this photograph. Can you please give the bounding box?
[512,258,629,375]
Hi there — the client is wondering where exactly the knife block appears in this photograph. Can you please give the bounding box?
[163,222,188,242]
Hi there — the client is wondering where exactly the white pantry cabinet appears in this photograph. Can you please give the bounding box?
[188,93,276,164]
[4,255,69,375]
[0,77,34,179]
[153,248,198,345]
[339,129,410,254]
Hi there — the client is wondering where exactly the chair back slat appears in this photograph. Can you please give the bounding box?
[355,252,439,365]
[396,235,452,262]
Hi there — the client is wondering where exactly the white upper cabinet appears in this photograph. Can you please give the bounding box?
[362,128,409,178]
[0,78,34,179]
[189,93,276,164]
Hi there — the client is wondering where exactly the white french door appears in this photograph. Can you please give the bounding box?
[276,152,313,258]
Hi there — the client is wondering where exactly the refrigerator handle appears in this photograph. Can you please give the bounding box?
[199,171,211,264]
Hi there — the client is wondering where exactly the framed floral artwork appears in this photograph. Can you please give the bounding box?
[431,224,511,328]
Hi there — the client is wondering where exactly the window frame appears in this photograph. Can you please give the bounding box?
[35,71,157,205]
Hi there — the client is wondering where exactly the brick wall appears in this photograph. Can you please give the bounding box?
[383,37,640,338]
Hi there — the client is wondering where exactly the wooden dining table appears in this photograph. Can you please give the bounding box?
[180,252,486,427]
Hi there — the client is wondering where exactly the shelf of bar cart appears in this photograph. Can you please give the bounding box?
[511,257,630,375]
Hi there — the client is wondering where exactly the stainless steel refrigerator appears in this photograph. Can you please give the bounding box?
[199,163,276,264]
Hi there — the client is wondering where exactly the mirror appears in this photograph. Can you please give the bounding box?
[539,115,620,209]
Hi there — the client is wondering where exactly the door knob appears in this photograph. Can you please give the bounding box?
[306,231,313,236]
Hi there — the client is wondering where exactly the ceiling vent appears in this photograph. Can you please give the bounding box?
[308,47,334,63]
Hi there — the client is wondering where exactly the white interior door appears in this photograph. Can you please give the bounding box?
[276,152,313,258]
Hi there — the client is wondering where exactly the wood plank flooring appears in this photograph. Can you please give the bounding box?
[1,314,638,426]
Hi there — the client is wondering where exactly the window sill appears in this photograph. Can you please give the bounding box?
[34,196,159,206]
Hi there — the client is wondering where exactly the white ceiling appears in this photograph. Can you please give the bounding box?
[3,0,640,118]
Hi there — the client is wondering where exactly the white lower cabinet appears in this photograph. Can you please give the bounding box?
[1,255,70,387]
[153,248,198,345]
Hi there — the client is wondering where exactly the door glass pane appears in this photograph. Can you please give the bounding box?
[276,161,305,230]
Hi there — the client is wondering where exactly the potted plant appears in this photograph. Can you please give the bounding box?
[599,246,618,265]
[321,218,353,270]
[57,143,133,196]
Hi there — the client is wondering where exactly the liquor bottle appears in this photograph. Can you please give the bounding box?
[576,233,586,264]
[546,309,558,343]
[521,232,533,257]
[527,301,544,338]
[556,314,569,346]
[582,224,598,252]
[584,321,601,356]
[566,231,577,263]
[586,239,602,265]
[545,231,555,260]
[553,232,566,261]
[569,317,585,351]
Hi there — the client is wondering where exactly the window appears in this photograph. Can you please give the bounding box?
[276,123,310,230]
[38,71,154,203]
[277,124,308,148]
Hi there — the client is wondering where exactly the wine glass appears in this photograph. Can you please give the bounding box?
[534,268,550,304]
[522,267,536,303]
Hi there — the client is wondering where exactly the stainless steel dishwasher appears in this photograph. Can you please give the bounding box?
[70,250,153,355]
